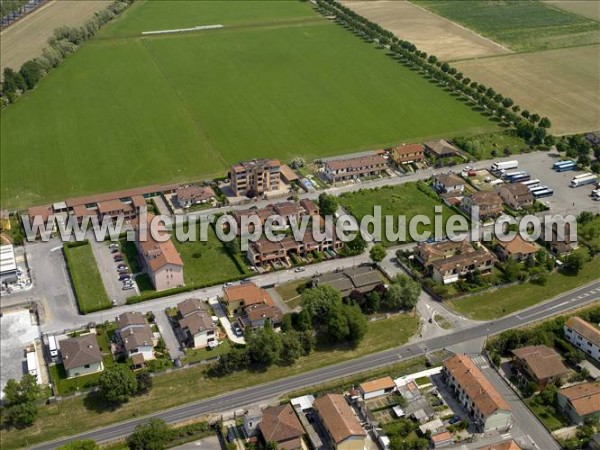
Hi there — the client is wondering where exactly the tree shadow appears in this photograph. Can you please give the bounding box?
[82,391,117,414]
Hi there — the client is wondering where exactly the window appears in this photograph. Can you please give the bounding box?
[84,364,90,368]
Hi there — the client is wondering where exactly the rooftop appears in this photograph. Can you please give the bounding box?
[558,383,600,416]
[177,298,207,318]
[359,376,395,394]
[434,173,464,187]
[496,235,540,256]
[258,404,305,448]
[135,213,184,271]
[512,345,569,381]
[325,154,386,171]
[565,317,600,347]
[467,190,503,207]
[223,282,273,307]
[59,334,102,371]
[314,393,366,444]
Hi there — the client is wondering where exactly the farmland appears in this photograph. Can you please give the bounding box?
[0,0,496,209]
[415,0,599,52]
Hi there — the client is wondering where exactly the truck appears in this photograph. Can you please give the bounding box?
[570,174,598,188]
[48,335,58,358]
[491,160,518,173]
[26,351,38,376]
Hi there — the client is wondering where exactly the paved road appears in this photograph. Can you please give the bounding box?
[31,280,600,450]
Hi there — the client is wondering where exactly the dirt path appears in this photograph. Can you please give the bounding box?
[0,0,109,75]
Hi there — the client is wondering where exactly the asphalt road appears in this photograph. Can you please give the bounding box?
[32,280,600,450]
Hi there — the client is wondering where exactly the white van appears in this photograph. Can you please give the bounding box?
[48,335,58,358]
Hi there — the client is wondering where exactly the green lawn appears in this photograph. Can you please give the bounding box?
[63,243,111,314]
[0,1,495,208]
[1,313,418,449]
[447,257,600,320]
[453,131,531,160]
[182,341,232,365]
[172,225,247,286]
[527,399,568,431]
[339,183,459,246]
[578,216,600,253]
[275,278,309,309]
[415,0,599,52]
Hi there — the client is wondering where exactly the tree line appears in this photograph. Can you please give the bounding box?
[1,0,135,106]
[315,0,554,147]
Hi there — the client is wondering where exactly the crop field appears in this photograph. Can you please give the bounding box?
[544,0,600,21]
[0,0,497,209]
[415,0,599,52]
[454,45,600,135]
[341,0,510,61]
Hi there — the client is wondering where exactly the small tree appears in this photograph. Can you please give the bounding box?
[5,402,38,429]
[127,418,173,450]
[318,193,338,216]
[98,365,138,404]
[563,250,586,275]
[136,369,153,393]
[57,440,101,450]
[369,244,387,263]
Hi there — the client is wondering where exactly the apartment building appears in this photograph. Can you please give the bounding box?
[323,154,387,183]
[230,159,281,197]
[391,144,425,165]
[564,317,600,362]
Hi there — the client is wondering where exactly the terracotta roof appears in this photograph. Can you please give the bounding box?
[431,431,453,444]
[512,345,569,381]
[64,183,180,208]
[223,282,273,307]
[60,334,102,371]
[274,201,304,217]
[28,204,53,222]
[280,164,299,182]
[475,440,522,450]
[434,173,464,188]
[245,303,283,324]
[258,404,305,448]
[72,204,97,218]
[325,154,386,171]
[468,190,503,207]
[314,394,366,444]
[558,383,600,416]
[135,213,184,270]
[360,376,395,394]
[443,354,511,418]
[299,198,319,215]
[97,199,132,215]
[179,311,214,335]
[176,185,215,202]
[496,235,540,256]
[177,298,206,318]
[393,143,424,157]
[131,195,147,209]
[500,183,531,197]
[431,246,494,273]
[417,240,474,263]
[565,317,600,347]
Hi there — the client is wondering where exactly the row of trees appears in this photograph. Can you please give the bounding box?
[556,134,600,173]
[1,0,135,106]
[316,0,553,147]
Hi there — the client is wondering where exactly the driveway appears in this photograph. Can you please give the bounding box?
[153,310,184,360]
[209,298,245,345]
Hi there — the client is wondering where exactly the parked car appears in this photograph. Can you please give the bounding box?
[449,415,461,424]
[118,274,132,281]
[122,284,135,290]
[110,247,119,253]
[294,267,306,273]
[232,324,243,337]
[113,253,123,260]
[109,243,119,249]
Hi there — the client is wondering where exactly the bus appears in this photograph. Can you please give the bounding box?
[522,179,540,189]
[508,173,531,183]
[553,160,575,169]
[529,185,549,194]
[26,351,38,376]
[503,170,527,180]
[554,161,576,172]
[571,174,598,188]
[532,188,554,198]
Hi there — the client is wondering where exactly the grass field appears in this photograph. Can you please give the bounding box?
[339,183,458,246]
[415,0,599,52]
[275,278,309,310]
[454,45,600,135]
[447,257,599,320]
[172,225,247,286]
[1,313,419,449]
[544,0,600,21]
[63,243,111,314]
[0,0,496,208]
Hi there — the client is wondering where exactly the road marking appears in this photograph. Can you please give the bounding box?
[50,246,62,252]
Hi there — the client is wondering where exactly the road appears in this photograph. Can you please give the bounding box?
[31,280,600,450]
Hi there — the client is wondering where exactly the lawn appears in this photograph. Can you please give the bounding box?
[415,0,599,52]
[453,130,531,160]
[339,182,459,246]
[578,216,600,254]
[63,243,111,314]
[447,257,600,320]
[0,0,495,208]
[172,225,247,286]
[274,278,309,309]
[182,341,232,365]
[1,313,419,449]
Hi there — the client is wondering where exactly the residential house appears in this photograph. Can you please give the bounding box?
[433,173,465,194]
[512,345,569,389]
[424,140,460,159]
[240,303,283,330]
[557,383,600,425]
[59,334,104,378]
[564,317,600,362]
[230,159,281,197]
[0,209,10,230]
[314,393,367,450]
[462,191,504,221]
[280,164,300,184]
[247,233,342,267]
[177,299,217,349]
[443,354,512,432]
[312,266,383,298]
[431,431,453,448]
[391,144,425,165]
[498,183,533,210]
[134,213,184,291]
[176,185,215,208]
[495,235,540,262]
[323,154,387,183]
[258,404,306,450]
[539,217,578,256]
[359,376,396,400]
[222,282,274,316]
[415,240,495,285]
[117,312,156,361]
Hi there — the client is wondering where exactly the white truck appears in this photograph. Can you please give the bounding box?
[491,160,518,173]
[570,174,597,188]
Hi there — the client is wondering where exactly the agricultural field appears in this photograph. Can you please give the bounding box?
[415,0,599,52]
[0,0,497,209]
[339,183,459,246]
[454,45,600,135]
[0,0,109,76]
[341,0,510,61]
[544,0,600,21]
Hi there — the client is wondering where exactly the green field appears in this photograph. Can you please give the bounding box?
[416,0,599,52]
[63,243,111,313]
[339,183,459,245]
[0,0,496,208]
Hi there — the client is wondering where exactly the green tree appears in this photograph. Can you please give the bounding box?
[578,154,591,168]
[5,402,37,429]
[57,440,101,450]
[591,161,600,174]
[280,331,303,364]
[318,193,338,216]
[2,67,26,93]
[503,257,521,282]
[369,244,387,263]
[301,285,343,326]
[343,233,366,255]
[246,324,282,367]
[3,374,40,405]
[538,117,551,128]
[343,304,368,344]
[382,284,403,310]
[127,418,173,450]
[400,278,421,310]
[98,365,138,404]
[563,250,587,275]
[19,60,44,89]
[136,369,153,393]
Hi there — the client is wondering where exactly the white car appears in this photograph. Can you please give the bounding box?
[294,267,306,273]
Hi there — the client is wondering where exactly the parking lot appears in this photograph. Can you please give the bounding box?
[90,240,136,306]
[0,308,41,398]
